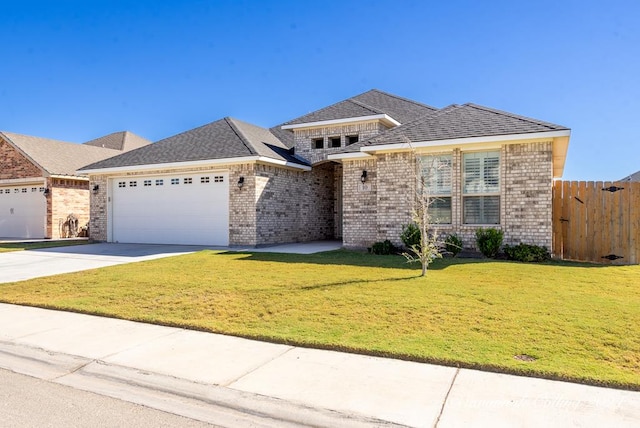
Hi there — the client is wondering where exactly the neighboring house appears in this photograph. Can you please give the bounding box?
[0,131,150,239]
[621,170,640,182]
[80,90,570,251]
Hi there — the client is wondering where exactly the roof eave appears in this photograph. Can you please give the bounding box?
[79,156,310,175]
[281,114,401,131]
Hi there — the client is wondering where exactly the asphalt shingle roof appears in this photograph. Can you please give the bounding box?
[281,89,437,126]
[341,103,569,152]
[0,131,122,176]
[83,131,151,151]
[80,118,309,171]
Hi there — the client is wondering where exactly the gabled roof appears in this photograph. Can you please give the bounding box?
[0,131,122,177]
[341,103,569,152]
[80,117,310,171]
[621,170,640,182]
[281,89,437,127]
[83,131,151,151]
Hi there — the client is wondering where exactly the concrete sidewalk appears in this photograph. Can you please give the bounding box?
[0,303,638,427]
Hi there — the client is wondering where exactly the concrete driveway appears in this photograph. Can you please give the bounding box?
[0,241,343,283]
[0,243,213,283]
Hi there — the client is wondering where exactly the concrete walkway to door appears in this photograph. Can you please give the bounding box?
[0,241,343,283]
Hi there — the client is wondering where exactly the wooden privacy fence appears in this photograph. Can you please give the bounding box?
[552,181,640,265]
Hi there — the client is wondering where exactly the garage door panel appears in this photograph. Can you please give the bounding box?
[111,173,229,245]
[0,187,46,238]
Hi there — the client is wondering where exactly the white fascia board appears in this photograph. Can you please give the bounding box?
[50,174,89,181]
[281,114,401,130]
[327,152,373,161]
[0,177,46,186]
[360,130,572,153]
[79,156,310,175]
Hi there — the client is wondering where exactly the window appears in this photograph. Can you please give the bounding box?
[420,154,452,224]
[313,138,324,149]
[330,137,341,148]
[155,179,164,186]
[171,178,179,185]
[184,178,193,184]
[463,151,500,224]
[31,188,37,192]
[347,135,359,145]
[118,181,126,188]
[144,180,152,187]
[214,176,224,183]
[201,176,210,184]
[21,188,27,193]
[129,181,137,187]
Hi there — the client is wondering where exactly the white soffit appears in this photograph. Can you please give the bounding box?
[281,114,401,130]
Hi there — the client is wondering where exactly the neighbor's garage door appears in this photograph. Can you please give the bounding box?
[0,185,46,238]
[111,173,229,245]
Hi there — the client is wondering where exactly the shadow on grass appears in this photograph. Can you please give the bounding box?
[216,249,612,270]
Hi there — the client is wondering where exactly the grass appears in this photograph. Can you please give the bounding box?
[0,249,638,390]
[0,240,90,253]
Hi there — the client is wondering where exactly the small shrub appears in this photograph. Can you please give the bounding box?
[444,234,463,257]
[475,228,504,258]
[400,223,421,250]
[369,240,397,255]
[504,243,550,263]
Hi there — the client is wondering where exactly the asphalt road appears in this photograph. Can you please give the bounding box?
[0,368,214,428]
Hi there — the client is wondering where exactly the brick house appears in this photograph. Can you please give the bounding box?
[80,90,570,251]
[0,131,150,239]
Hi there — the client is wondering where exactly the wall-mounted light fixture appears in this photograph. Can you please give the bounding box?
[237,176,245,189]
[43,188,50,197]
[92,184,100,194]
[360,170,367,183]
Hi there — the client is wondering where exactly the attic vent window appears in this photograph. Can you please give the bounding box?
[330,137,341,148]
[313,138,324,149]
[347,135,359,145]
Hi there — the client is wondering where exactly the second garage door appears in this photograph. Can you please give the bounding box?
[0,185,46,239]
[111,172,229,245]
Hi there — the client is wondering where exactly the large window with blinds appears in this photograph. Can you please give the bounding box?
[463,151,500,224]
[419,154,452,224]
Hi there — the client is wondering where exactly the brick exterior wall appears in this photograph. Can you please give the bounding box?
[342,141,555,251]
[342,158,377,248]
[254,162,335,245]
[293,121,389,164]
[48,178,90,239]
[0,138,42,179]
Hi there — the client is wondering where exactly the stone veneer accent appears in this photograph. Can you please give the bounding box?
[293,121,389,164]
[342,141,554,251]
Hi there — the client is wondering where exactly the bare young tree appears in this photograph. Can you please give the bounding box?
[401,145,451,276]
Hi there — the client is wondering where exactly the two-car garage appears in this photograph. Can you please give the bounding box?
[109,172,229,246]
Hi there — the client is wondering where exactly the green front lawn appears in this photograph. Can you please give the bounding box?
[0,240,90,253]
[1,250,638,389]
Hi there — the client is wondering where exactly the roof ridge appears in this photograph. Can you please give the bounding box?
[362,89,438,111]
[347,99,385,115]
[225,117,258,156]
[462,103,568,130]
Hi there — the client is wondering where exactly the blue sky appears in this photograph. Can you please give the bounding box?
[1,1,638,181]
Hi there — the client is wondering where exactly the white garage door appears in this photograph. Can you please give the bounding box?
[111,173,229,245]
[0,186,46,239]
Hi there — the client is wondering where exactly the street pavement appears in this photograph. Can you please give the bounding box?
[0,243,639,426]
